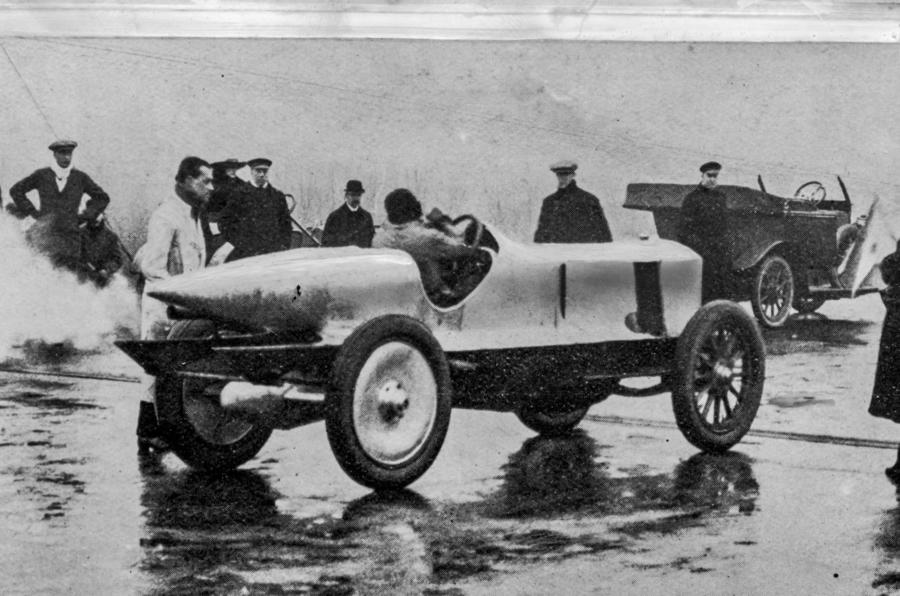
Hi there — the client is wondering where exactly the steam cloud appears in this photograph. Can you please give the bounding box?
[0,212,140,362]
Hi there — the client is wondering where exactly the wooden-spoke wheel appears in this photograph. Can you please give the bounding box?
[672,301,765,452]
[751,254,794,328]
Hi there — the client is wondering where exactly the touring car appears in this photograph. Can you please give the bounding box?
[625,176,877,328]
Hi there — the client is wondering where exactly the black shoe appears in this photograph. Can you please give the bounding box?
[137,435,170,454]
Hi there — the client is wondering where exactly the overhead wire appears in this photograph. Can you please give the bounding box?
[0,41,58,139]
[9,37,900,190]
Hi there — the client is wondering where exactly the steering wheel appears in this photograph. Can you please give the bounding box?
[451,214,485,249]
[793,181,826,205]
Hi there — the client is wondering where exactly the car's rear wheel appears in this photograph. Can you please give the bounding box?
[155,319,273,471]
[751,253,794,328]
[672,301,764,453]
[325,315,452,489]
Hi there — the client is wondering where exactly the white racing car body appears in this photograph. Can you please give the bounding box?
[118,218,765,490]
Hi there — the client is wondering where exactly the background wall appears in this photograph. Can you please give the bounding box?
[1,39,898,250]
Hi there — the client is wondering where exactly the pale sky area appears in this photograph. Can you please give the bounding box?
[1,38,898,249]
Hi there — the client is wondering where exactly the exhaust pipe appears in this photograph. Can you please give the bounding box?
[220,381,325,416]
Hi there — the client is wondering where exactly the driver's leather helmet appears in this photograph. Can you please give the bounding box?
[384,188,423,225]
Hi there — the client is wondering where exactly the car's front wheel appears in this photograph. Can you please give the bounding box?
[155,319,274,471]
[325,315,452,489]
[671,301,765,453]
[750,253,794,328]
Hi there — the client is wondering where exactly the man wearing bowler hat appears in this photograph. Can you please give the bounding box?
[533,160,612,244]
[678,160,730,302]
[203,158,248,257]
[9,139,111,271]
[208,158,248,213]
[321,179,375,248]
[218,157,292,262]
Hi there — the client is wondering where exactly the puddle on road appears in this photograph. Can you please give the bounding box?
[767,395,836,408]
[134,432,759,594]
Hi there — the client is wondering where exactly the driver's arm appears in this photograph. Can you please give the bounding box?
[418,226,479,260]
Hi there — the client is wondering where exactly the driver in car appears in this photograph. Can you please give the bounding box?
[372,188,481,299]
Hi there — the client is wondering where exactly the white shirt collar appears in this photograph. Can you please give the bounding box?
[51,162,71,180]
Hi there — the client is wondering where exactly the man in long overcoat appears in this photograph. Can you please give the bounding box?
[870,243,900,482]
[533,160,612,244]
[218,157,292,262]
[677,161,731,302]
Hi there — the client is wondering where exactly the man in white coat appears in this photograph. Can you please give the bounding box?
[133,156,213,452]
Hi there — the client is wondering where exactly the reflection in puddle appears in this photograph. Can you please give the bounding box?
[872,496,900,591]
[767,395,836,408]
[137,433,759,593]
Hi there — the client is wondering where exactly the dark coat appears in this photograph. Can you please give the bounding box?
[678,184,731,302]
[202,176,248,257]
[869,249,900,422]
[208,176,247,215]
[219,183,292,261]
[9,167,110,224]
[321,203,375,248]
[533,181,612,244]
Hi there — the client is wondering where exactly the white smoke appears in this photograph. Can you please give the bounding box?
[0,211,140,361]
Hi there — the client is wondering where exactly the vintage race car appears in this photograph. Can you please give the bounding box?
[117,215,765,489]
[625,176,877,328]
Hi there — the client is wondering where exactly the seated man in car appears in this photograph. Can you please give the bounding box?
[372,188,482,300]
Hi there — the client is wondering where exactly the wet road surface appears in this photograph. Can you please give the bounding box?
[4,294,900,594]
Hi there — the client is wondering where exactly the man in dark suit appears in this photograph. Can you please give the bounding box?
[321,179,375,248]
[678,161,730,302]
[533,160,612,244]
[9,139,111,271]
[203,158,247,259]
[218,157,292,262]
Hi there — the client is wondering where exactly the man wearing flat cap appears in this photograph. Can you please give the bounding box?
[534,160,612,244]
[9,140,111,271]
[218,157,292,262]
[678,161,730,302]
[321,179,375,248]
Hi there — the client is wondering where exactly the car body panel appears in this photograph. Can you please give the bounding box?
[146,223,702,354]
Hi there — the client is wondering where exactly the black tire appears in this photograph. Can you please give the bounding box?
[325,315,452,489]
[672,301,765,453]
[792,295,826,314]
[155,319,273,472]
[516,404,589,435]
[750,253,794,328]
